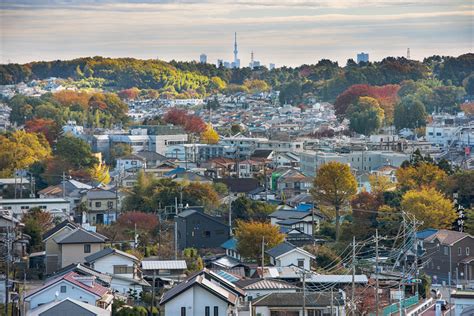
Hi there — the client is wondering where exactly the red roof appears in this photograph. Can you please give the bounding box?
[26,272,109,299]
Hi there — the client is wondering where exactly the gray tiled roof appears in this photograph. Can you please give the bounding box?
[266,241,297,258]
[253,292,344,307]
[85,247,138,263]
[86,189,116,200]
[56,228,107,244]
[141,260,187,270]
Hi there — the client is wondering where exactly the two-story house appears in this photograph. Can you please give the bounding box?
[176,209,230,250]
[266,241,315,270]
[85,247,149,295]
[43,220,78,274]
[422,230,474,285]
[25,271,113,311]
[269,208,322,237]
[141,259,188,289]
[83,189,117,225]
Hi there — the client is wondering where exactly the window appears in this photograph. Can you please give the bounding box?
[95,202,102,208]
[297,259,305,268]
[215,230,225,235]
[444,246,449,255]
[205,306,210,316]
[60,285,67,293]
[213,306,218,316]
[181,307,186,316]
[203,231,211,238]
[114,265,134,274]
[159,269,170,275]
[107,201,114,208]
[458,247,462,256]
[84,244,91,253]
[467,247,470,256]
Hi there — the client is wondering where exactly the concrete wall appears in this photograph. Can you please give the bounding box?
[92,254,135,279]
[61,243,104,268]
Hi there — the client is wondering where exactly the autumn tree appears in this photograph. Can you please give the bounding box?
[401,188,457,229]
[22,207,53,251]
[24,118,60,146]
[311,162,357,240]
[396,162,447,191]
[200,123,219,144]
[347,96,384,135]
[90,163,111,186]
[118,87,140,100]
[351,191,381,233]
[440,170,474,208]
[183,248,204,272]
[0,130,51,177]
[235,220,284,262]
[244,79,270,93]
[368,174,395,194]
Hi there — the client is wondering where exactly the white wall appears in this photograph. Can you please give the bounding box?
[454,297,474,316]
[27,280,97,310]
[164,285,230,316]
[276,250,312,270]
[92,254,135,279]
[110,277,143,296]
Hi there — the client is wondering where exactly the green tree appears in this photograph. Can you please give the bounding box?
[464,209,474,236]
[22,207,53,251]
[55,134,99,169]
[311,161,357,240]
[183,248,204,272]
[231,197,276,222]
[394,96,427,130]
[347,96,384,135]
[108,143,133,165]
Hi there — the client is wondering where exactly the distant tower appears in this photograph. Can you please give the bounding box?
[200,53,207,64]
[407,48,411,59]
[249,51,254,69]
[232,32,240,68]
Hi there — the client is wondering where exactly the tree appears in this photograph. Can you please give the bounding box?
[401,188,457,229]
[368,174,395,194]
[24,118,60,146]
[200,123,219,144]
[394,96,427,130]
[118,87,140,100]
[0,130,51,177]
[231,196,276,222]
[183,248,204,272]
[22,207,53,251]
[440,171,474,208]
[279,81,302,105]
[55,134,99,169]
[108,143,133,165]
[235,220,284,262]
[90,163,111,186]
[116,211,159,232]
[304,245,343,272]
[464,209,474,236]
[244,79,270,93]
[351,192,381,231]
[396,162,447,191]
[347,96,384,135]
[311,162,357,240]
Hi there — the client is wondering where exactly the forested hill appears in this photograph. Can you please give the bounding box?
[1,54,473,101]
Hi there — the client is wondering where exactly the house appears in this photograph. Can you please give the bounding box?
[272,152,300,169]
[452,290,474,316]
[142,259,188,289]
[85,247,149,295]
[250,149,274,161]
[28,298,111,316]
[0,177,30,198]
[159,269,245,316]
[422,230,474,285]
[176,209,230,250]
[234,278,298,301]
[47,263,112,287]
[116,154,146,171]
[252,292,345,316]
[209,256,248,277]
[25,271,113,311]
[38,179,93,212]
[136,150,167,168]
[214,178,260,195]
[82,189,117,225]
[221,238,241,260]
[272,168,313,199]
[43,220,78,274]
[269,209,322,236]
[202,158,236,178]
[237,159,264,178]
[49,226,107,271]
[0,198,70,220]
[266,241,315,270]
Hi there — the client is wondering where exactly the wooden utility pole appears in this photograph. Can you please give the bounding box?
[351,236,356,316]
[261,236,265,279]
[375,229,380,316]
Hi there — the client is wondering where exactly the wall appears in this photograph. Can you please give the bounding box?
[61,243,104,268]
[110,277,143,296]
[93,254,135,279]
[45,227,75,274]
[27,280,97,310]
[276,250,312,270]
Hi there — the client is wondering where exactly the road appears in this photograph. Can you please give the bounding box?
[419,287,454,316]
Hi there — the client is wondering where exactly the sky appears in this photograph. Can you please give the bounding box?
[0,0,472,67]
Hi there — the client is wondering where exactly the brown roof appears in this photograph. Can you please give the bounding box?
[424,229,472,246]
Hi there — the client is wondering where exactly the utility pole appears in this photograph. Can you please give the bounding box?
[261,236,265,279]
[150,269,156,316]
[351,236,356,316]
[413,216,419,295]
[375,229,380,316]
[331,290,334,316]
[175,197,179,260]
[4,226,11,316]
[228,196,232,236]
[302,271,306,316]
[62,171,66,199]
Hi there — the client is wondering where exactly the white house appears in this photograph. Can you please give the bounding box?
[85,247,149,295]
[28,298,111,316]
[266,241,315,271]
[116,154,146,172]
[159,269,245,316]
[235,279,298,302]
[0,198,70,220]
[24,271,112,311]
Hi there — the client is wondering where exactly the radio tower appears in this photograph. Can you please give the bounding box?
[407,48,411,59]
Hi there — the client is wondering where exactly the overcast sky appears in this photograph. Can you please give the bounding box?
[1,0,472,66]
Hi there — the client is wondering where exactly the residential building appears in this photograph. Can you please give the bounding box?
[38,179,93,212]
[214,178,260,195]
[142,259,188,289]
[85,247,148,295]
[234,278,298,302]
[28,298,111,316]
[116,154,146,171]
[25,272,112,311]
[269,208,322,236]
[452,290,474,316]
[83,189,117,225]
[0,198,70,220]
[357,52,369,63]
[159,269,245,316]
[266,241,315,270]
[43,220,79,274]
[176,209,230,250]
[0,177,30,198]
[422,229,474,285]
[272,168,313,198]
[252,292,345,316]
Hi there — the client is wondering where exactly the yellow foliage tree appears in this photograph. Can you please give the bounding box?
[396,162,447,190]
[369,174,395,194]
[0,130,51,177]
[401,187,457,229]
[200,123,219,144]
[243,79,270,93]
[235,220,284,262]
[90,163,111,186]
[311,161,357,240]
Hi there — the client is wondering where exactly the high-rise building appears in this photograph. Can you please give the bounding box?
[200,54,207,64]
[357,52,369,63]
[269,63,275,70]
[249,51,260,69]
[217,59,223,68]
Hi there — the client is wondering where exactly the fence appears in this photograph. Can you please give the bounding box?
[370,294,420,316]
